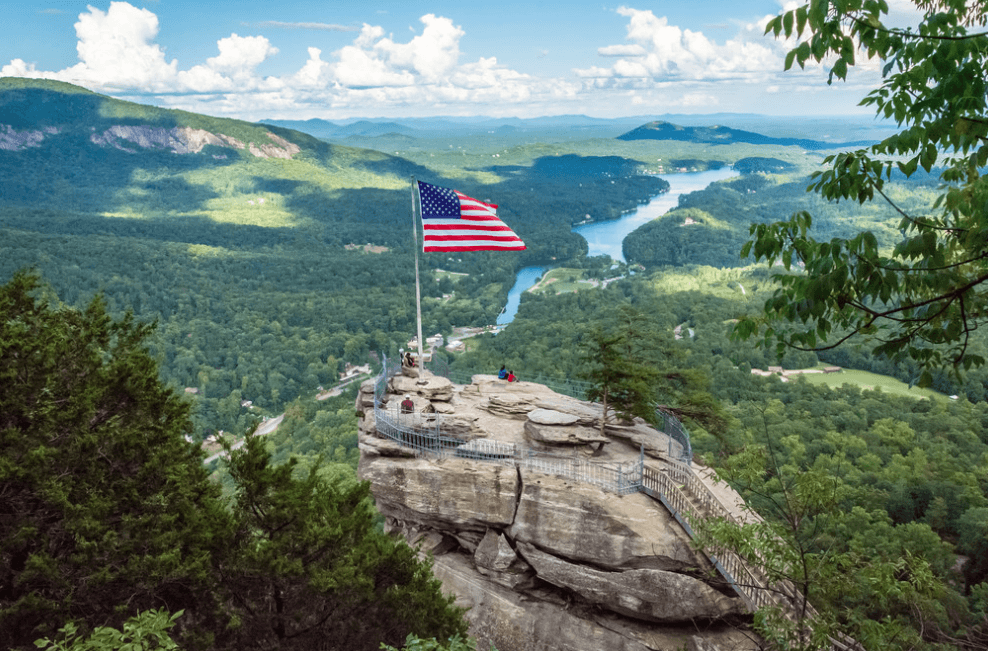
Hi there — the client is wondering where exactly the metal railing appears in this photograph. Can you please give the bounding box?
[378,354,858,649]
[642,461,862,651]
[373,356,642,494]
[657,409,692,464]
[425,357,692,465]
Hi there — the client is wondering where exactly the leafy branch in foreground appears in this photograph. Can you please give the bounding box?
[735,0,988,384]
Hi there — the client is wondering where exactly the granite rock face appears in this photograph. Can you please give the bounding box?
[357,371,756,651]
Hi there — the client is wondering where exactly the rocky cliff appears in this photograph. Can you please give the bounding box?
[356,368,760,651]
[0,121,300,158]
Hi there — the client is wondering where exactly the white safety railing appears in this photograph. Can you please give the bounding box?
[373,357,642,494]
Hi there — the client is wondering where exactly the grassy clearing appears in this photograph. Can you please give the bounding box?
[527,267,596,295]
[433,269,469,281]
[795,367,946,400]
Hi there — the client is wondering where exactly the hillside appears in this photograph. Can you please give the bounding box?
[0,78,668,436]
[617,120,875,150]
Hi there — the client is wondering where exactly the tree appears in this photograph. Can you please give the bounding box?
[0,270,231,649]
[696,404,949,651]
[735,0,988,385]
[0,270,468,651]
[222,431,468,651]
[580,325,659,440]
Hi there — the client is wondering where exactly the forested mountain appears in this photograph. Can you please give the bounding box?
[617,119,876,149]
[0,77,667,435]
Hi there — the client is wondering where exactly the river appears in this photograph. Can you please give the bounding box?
[496,167,739,325]
[573,167,739,262]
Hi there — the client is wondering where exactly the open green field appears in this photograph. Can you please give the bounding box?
[528,267,598,294]
[795,367,947,400]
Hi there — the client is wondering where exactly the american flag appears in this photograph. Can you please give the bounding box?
[417,181,526,252]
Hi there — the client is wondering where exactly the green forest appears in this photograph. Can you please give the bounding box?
[3,73,988,651]
[446,266,988,649]
[0,78,672,435]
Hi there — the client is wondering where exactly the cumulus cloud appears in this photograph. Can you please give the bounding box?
[1,1,876,118]
[575,6,784,84]
[62,1,179,89]
[366,14,464,82]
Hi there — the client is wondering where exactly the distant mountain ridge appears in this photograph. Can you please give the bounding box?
[261,113,896,145]
[0,77,318,159]
[617,120,875,150]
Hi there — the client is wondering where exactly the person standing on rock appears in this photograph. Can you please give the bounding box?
[401,394,414,414]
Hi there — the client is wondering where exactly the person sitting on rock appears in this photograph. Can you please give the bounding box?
[404,352,416,368]
[506,370,516,382]
[497,365,507,380]
[400,394,414,414]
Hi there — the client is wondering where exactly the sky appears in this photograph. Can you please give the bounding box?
[0,1,913,122]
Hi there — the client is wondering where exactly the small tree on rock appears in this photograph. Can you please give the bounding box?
[580,325,659,440]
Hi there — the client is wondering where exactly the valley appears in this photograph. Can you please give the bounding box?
[3,77,988,650]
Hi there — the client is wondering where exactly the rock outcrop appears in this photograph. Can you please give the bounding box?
[357,369,758,651]
[0,121,300,158]
[89,125,300,158]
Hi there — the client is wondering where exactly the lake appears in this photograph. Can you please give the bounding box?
[573,167,739,263]
[497,167,739,324]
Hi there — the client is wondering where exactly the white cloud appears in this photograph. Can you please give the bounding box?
[575,6,784,84]
[207,34,278,76]
[61,1,179,89]
[1,1,878,119]
[369,14,463,82]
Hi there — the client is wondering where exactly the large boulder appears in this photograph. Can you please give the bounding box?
[524,419,609,446]
[358,433,417,458]
[474,529,535,590]
[355,378,377,411]
[482,394,540,419]
[509,470,703,571]
[517,543,745,623]
[429,553,755,651]
[391,373,454,401]
[359,455,519,531]
[527,408,581,426]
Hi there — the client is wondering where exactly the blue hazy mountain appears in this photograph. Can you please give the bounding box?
[616,120,875,150]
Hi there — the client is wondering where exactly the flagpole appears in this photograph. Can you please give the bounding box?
[409,178,425,366]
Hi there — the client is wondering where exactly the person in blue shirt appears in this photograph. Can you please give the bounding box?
[497,365,507,380]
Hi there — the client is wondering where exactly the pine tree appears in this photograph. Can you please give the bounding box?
[222,432,467,651]
[580,326,659,439]
[0,270,231,648]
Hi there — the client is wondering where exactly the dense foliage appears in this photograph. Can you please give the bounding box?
[0,271,229,647]
[739,0,988,381]
[0,272,467,651]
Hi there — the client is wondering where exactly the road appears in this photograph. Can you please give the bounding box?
[203,414,284,464]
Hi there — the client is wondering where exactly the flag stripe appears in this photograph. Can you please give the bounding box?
[425,243,527,252]
[425,235,523,242]
[417,180,525,253]
[423,224,515,231]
